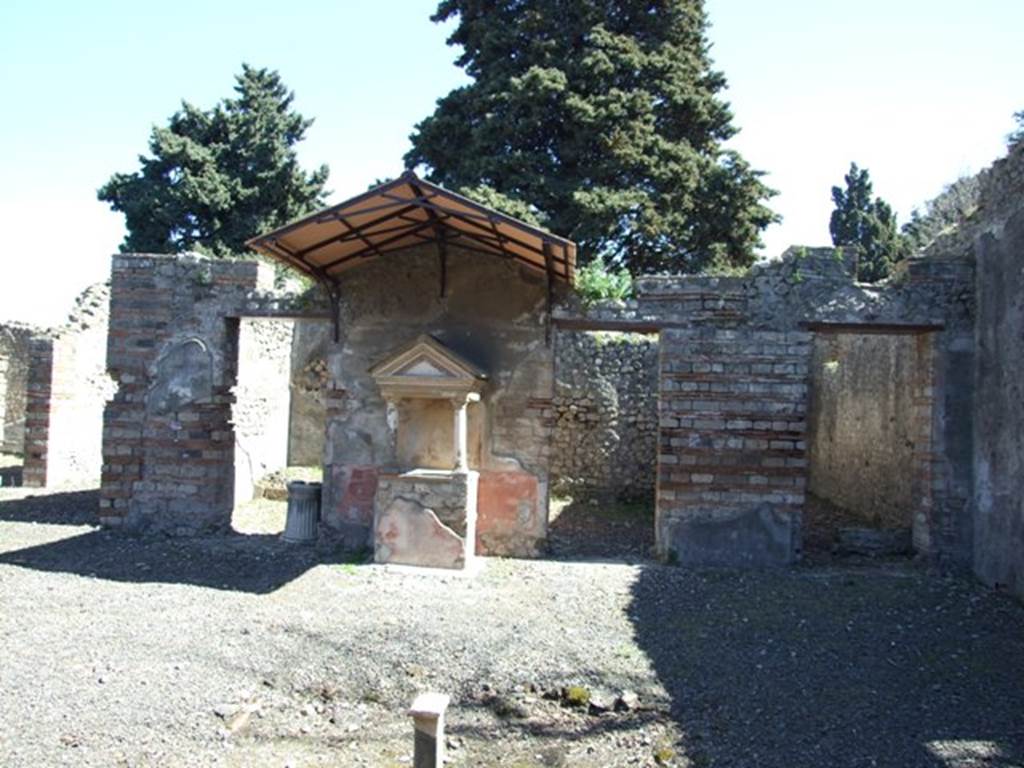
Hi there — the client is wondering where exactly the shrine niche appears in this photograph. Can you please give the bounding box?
[370,335,488,569]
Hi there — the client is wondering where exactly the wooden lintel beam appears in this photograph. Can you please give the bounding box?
[800,321,945,335]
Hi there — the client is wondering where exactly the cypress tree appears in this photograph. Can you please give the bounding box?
[99,65,329,257]
[405,0,777,274]
[829,163,907,283]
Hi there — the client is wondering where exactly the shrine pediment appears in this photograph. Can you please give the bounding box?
[370,335,487,399]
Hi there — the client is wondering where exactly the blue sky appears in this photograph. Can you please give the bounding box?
[0,0,1019,325]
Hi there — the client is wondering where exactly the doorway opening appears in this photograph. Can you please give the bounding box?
[228,317,329,535]
[548,329,659,560]
[804,329,935,559]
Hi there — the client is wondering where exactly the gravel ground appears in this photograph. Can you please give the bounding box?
[2,487,1023,768]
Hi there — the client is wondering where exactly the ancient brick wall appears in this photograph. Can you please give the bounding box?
[551,330,658,500]
[807,332,931,531]
[622,241,972,565]
[657,328,810,564]
[99,254,319,533]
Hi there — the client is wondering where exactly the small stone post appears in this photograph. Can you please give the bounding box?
[409,692,449,768]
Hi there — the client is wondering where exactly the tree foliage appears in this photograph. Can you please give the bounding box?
[829,163,907,283]
[98,65,328,257]
[1009,109,1024,150]
[575,255,634,305]
[405,0,777,275]
[902,174,980,251]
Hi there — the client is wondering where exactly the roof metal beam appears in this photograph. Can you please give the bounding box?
[320,218,440,270]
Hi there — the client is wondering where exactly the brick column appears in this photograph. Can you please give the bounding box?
[657,328,811,566]
[910,333,937,554]
[99,254,260,533]
[21,336,54,487]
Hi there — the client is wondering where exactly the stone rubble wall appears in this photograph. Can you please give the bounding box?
[551,330,658,500]
[288,320,331,467]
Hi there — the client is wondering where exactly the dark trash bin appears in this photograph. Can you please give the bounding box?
[283,481,322,543]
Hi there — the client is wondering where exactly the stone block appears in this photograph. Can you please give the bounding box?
[476,470,543,556]
[375,496,469,570]
[662,506,801,567]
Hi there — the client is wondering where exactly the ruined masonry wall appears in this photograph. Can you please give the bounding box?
[42,285,116,487]
[15,284,114,487]
[552,330,658,499]
[100,254,319,533]
[807,333,925,529]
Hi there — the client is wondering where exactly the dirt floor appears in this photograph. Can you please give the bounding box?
[547,495,655,561]
[2,487,1024,767]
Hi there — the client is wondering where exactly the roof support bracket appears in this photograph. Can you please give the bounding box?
[543,241,555,347]
[438,227,448,299]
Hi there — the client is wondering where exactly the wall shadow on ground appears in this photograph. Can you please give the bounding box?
[0,490,345,594]
[0,489,99,525]
[626,563,1024,767]
[546,496,656,562]
[0,528,341,594]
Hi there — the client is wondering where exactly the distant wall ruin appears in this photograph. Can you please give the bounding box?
[1,284,114,487]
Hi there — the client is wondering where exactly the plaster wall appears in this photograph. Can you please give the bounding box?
[232,318,294,503]
[973,208,1024,598]
[322,245,556,556]
[45,286,117,486]
[807,332,921,529]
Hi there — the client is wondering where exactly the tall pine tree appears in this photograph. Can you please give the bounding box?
[829,163,907,283]
[99,65,329,257]
[405,0,777,274]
